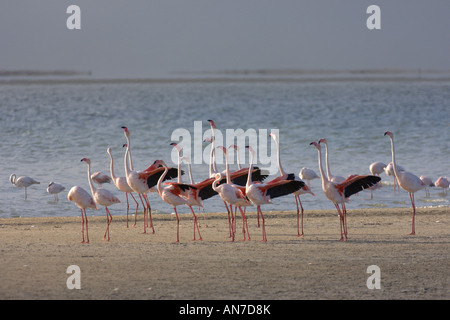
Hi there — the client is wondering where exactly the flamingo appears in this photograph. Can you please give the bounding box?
[268,132,313,237]
[81,158,120,241]
[384,162,405,193]
[171,142,215,235]
[368,162,386,199]
[9,174,40,200]
[318,138,346,184]
[47,182,65,202]
[245,146,304,242]
[90,171,112,188]
[122,126,179,234]
[299,167,319,186]
[107,147,139,228]
[435,176,449,195]
[67,186,97,243]
[310,141,381,241]
[384,131,426,235]
[420,176,434,198]
[156,160,200,243]
[213,146,253,241]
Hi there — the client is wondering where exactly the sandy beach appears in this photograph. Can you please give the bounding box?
[0,206,448,300]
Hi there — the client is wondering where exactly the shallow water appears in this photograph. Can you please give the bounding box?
[0,80,449,218]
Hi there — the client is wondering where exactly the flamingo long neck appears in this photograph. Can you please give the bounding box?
[187,162,194,184]
[124,140,132,177]
[176,151,182,183]
[236,148,241,170]
[246,149,254,187]
[210,126,218,174]
[316,145,329,186]
[389,136,400,180]
[274,137,286,176]
[86,161,97,196]
[224,150,231,184]
[156,166,169,195]
[108,152,117,182]
[128,141,134,171]
[208,140,217,177]
[323,143,333,180]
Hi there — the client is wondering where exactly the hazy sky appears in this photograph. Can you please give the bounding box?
[1,0,449,78]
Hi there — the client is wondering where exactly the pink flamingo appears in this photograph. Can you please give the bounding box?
[245,146,305,242]
[369,161,386,199]
[420,176,433,198]
[81,158,120,241]
[268,132,314,237]
[310,141,381,241]
[299,167,319,186]
[90,171,111,188]
[47,182,65,202]
[385,131,426,235]
[9,174,40,200]
[67,186,97,243]
[156,160,200,243]
[107,147,139,228]
[122,126,179,234]
[435,176,449,195]
[213,146,253,241]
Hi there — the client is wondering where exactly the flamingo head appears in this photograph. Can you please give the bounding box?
[269,132,278,142]
[170,142,182,153]
[318,138,327,144]
[159,160,167,168]
[153,159,163,167]
[214,173,222,180]
[123,143,128,148]
[384,131,393,138]
[310,141,320,150]
[121,126,130,138]
[207,119,216,129]
[107,147,112,154]
[217,146,227,154]
[9,174,16,184]
[81,158,91,164]
[245,145,255,154]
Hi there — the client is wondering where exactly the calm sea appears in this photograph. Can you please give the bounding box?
[0,79,449,218]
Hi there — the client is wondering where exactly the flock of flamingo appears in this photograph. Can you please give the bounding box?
[9,121,449,244]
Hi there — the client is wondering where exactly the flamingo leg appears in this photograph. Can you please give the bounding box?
[24,187,27,200]
[257,206,267,242]
[189,206,202,241]
[238,206,250,241]
[334,203,346,241]
[129,192,139,227]
[173,207,180,243]
[103,207,112,241]
[80,209,85,243]
[341,202,348,240]
[143,194,154,234]
[409,193,416,236]
[137,194,146,232]
[295,195,305,237]
[223,201,233,240]
[84,209,89,244]
[125,193,130,228]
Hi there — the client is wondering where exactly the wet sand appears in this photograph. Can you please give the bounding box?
[0,207,448,300]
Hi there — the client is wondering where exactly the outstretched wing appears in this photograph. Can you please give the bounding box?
[341,175,381,198]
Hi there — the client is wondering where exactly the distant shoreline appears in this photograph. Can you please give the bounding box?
[1,68,450,85]
[2,75,450,86]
